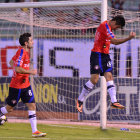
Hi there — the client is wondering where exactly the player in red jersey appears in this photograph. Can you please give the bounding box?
[77,15,136,112]
[0,33,46,137]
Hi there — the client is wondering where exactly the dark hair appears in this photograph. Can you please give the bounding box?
[19,33,31,46]
[111,15,125,27]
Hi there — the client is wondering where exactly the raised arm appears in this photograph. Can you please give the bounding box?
[111,32,136,45]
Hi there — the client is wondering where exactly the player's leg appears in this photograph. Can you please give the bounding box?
[104,72,125,109]
[78,74,99,101]
[103,54,125,109]
[26,103,46,137]
[77,74,99,112]
[0,105,13,116]
[22,86,46,137]
[77,52,101,112]
[0,87,19,116]
[0,87,20,124]
[0,105,13,125]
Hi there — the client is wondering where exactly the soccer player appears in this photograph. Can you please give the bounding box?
[0,33,46,137]
[77,15,136,112]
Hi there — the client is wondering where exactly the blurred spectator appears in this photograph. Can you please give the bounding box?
[110,0,125,10]
[82,7,101,35]
[15,0,22,2]
[73,8,82,24]
[89,7,101,34]
[5,0,38,2]
[92,7,101,23]
[17,0,39,16]
[15,0,38,2]
[55,10,66,24]
[24,0,38,1]
[81,13,90,34]
[66,8,82,35]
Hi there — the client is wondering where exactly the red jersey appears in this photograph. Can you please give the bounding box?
[10,47,30,89]
[92,21,115,54]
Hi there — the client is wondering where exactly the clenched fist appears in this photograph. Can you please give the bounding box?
[129,32,136,39]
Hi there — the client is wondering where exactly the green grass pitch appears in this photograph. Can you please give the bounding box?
[0,122,140,140]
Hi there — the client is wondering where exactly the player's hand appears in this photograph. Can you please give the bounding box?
[30,69,37,75]
[129,32,136,39]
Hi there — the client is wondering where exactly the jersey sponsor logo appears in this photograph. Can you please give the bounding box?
[24,64,30,67]
[15,60,23,65]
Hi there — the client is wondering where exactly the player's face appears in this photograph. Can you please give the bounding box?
[111,22,121,30]
[27,37,34,49]
[112,24,121,30]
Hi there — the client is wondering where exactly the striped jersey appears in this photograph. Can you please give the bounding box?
[91,21,115,54]
[10,47,30,89]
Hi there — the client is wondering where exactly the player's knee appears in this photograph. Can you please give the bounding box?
[104,72,113,81]
[6,106,13,113]
[30,106,36,110]
[26,103,36,110]
[90,76,99,84]
[9,108,13,112]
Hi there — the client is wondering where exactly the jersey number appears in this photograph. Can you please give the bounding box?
[28,90,32,96]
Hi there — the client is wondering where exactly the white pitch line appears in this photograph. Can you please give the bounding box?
[48,124,140,132]
[47,124,96,130]
[108,128,140,134]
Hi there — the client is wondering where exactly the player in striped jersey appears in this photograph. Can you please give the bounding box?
[77,15,136,112]
[0,33,46,137]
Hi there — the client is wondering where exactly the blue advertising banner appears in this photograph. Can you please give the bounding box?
[0,77,79,113]
[80,78,140,121]
[0,77,140,121]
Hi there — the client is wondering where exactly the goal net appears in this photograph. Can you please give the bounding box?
[0,0,140,127]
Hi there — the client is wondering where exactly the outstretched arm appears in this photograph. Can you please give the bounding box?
[111,32,136,45]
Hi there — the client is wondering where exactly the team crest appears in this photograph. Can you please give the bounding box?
[12,100,17,104]
[94,65,99,70]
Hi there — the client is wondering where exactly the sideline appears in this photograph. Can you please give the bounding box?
[8,118,140,129]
